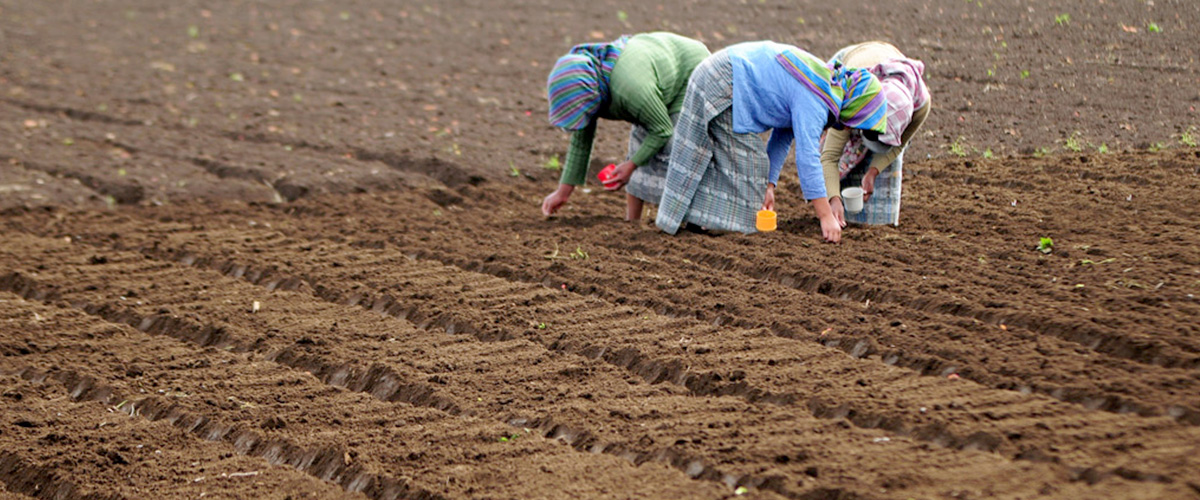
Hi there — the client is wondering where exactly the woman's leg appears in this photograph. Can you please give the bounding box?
[625,194,644,221]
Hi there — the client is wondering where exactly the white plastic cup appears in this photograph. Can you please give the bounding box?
[841,187,864,214]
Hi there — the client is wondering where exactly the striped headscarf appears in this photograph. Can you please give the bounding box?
[546,36,629,130]
[774,49,887,134]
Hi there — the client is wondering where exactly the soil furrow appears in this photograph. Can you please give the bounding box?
[296,183,1200,425]
[4,227,1175,499]
[0,243,795,498]
[0,291,727,500]
[0,452,124,500]
[21,213,1200,485]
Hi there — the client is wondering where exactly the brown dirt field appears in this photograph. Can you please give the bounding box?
[2,0,1200,499]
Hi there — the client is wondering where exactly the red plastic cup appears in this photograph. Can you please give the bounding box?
[597,164,621,189]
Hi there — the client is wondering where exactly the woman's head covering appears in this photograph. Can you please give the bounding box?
[774,49,887,134]
[871,59,930,146]
[834,65,887,133]
[546,36,629,130]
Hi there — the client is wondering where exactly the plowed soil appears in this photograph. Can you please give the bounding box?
[3,0,1200,499]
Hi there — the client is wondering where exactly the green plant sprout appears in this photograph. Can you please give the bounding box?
[1147,22,1162,33]
[1149,142,1166,152]
[1180,127,1197,147]
[537,323,547,330]
[982,148,994,159]
[544,154,561,170]
[508,161,521,177]
[1097,143,1110,154]
[1055,14,1070,26]
[1037,237,1054,254]
[570,246,589,260]
[616,10,628,23]
[1064,132,1083,152]
[1019,69,1031,79]
[949,137,968,157]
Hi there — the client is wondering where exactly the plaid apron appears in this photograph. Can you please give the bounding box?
[840,151,904,226]
[656,51,770,234]
[623,113,678,204]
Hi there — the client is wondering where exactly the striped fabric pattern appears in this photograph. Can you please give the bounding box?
[774,50,887,134]
[546,37,628,130]
[774,50,840,117]
[836,66,887,133]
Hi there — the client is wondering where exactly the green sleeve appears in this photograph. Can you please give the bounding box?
[560,119,597,186]
[625,85,674,167]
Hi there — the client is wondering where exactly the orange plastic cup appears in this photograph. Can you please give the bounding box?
[756,209,777,232]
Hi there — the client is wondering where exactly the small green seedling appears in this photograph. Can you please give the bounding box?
[544,154,561,170]
[1181,127,1197,147]
[1033,146,1051,158]
[187,25,200,38]
[616,10,628,23]
[1147,22,1162,33]
[537,322,547,330]
[734,486,749,496]
[1037,237,1054,254]
[1055,14,1070,26]
[570,246,589,260]
[949,137,968,157]
[1064,132,1083,152]
[508,161,521,177]
[1097,143,1110,154]
[1019,69,1031,79]
[1149,141,1166,152]
[982,148,994,159]
[499,433,522,443]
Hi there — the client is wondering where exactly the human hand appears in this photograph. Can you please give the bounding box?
[761,183,776,211]
[861,167,879,202]
[820,214,842,243]
[603,161,637,191]
[830,196,847,228]
[541,184,575,216]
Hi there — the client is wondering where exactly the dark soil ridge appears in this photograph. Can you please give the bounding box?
[0,451,124,500]
[0,270,800,499]
[141,246,1019,453]
[406,235,1186,425]
[131,250,854,499]
[0,155,146,205]
[10,366,443,500]
[1,95,487,204]
[267,188,1189,428]
[72,220,1194,482]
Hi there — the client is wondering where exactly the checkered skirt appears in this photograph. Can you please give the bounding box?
[840,151,904,226]
[623,113,678,204]
[655,51,770,234]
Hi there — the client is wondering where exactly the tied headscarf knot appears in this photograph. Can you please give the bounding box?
[547,36,629,130]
